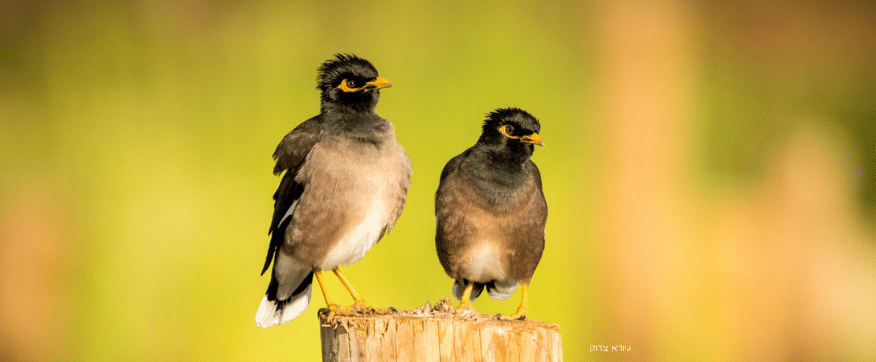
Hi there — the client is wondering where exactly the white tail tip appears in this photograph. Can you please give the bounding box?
[255,283,312,328]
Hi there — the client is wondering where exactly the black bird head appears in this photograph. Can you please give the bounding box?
[316,54,392,111]
[477,108,545,163]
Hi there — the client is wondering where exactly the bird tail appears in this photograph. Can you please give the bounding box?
[452,280,485,302]
[256,252,313,328]
[486,280,518,301]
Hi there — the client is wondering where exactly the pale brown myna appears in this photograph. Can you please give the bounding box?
[435,108,547,320]
[256,54,412,328]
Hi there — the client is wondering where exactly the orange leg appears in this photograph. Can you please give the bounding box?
[456,282,475,311]
[315,270,340,312]
[499,283,528,320]
[333,268,373,312]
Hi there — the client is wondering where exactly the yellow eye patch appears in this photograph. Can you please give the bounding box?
[336,77,393,93]
[499,126,545,146]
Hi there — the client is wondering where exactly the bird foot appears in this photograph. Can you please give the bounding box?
[321,303,342,318]
[325,303,342,312]
[496,312,527,321]
[371,306,396,315]
[336,300,375,315]
[347,302,395,315]
[454,303,480,317]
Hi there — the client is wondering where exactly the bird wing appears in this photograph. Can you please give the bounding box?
[272,116,323,176]
[438,149,469,182]
[527,160,546,208]
[262,116,322,275]
[381,139,413,235]
[435,150,472,279]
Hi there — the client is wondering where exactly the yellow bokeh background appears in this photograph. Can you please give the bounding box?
[2,2,874,361]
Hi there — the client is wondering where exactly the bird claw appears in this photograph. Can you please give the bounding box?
[454,303,481,318]
[333,300,376,315]
[496,313,527,321]
[320,303,342,318]
[354,304,397,315]
[371,306,395,315]
[455,301,474,312]
[350,300,374,313]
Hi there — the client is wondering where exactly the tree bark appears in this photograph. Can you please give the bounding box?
[319,299,562,362]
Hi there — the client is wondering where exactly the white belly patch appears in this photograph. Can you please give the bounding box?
[460,241,508,282]
[318,201,387,270]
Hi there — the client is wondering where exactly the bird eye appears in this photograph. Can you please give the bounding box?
[505,125,515,135]
[346,80,357,88]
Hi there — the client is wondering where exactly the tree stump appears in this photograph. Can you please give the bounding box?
[319,298,562,362]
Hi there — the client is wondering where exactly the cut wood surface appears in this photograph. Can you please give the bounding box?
[319,298,562,362]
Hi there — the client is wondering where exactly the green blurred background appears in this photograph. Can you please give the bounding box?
[2,1,875,361]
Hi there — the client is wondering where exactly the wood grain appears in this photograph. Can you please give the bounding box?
[318,299,562,362]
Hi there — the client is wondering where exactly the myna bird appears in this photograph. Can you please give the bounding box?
[435,107,547,320]
[256,54,412,328]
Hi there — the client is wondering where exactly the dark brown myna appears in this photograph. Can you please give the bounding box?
[256,54,412,328]
[435,108,547,320]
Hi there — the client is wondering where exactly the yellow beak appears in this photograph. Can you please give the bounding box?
[521,132,545,146]
[501,126,544,146]
[362,77,393,91]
